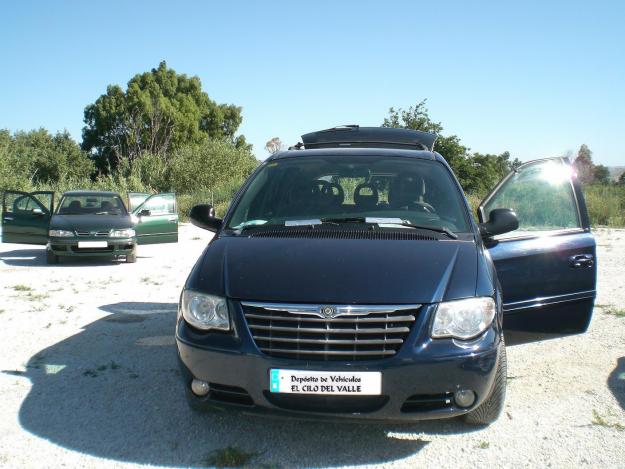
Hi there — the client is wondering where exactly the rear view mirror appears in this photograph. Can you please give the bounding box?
[138,209,151,217]
[190,204,223,232]
[478,208,519,238]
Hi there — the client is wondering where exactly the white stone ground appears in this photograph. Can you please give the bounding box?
[0,225,623,468]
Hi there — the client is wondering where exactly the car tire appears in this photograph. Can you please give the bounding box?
[46,250,59,265]
[463,339,507,425]
[126,249,137,263]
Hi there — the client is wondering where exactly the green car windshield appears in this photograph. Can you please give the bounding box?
[57,194,128,216]
[227,155,470,233]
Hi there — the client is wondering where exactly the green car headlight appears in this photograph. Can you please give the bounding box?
[180,290,230,331]
[48,229,74,237]
[109,229,136,238]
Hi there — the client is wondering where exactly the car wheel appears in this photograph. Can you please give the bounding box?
[46,250,59,265]
[126,249,137,263]
[463,339,507,425]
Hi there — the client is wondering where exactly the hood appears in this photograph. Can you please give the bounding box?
[50,214,134,232]
[188,237,479,304]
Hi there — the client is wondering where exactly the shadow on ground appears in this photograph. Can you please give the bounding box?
[10,301,480,467]
[0,248,148,267]
[608,357,625,411]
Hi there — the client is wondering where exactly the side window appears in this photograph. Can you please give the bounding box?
[141,194,176,215]
[7,194,44,214]
[483,159,580,237]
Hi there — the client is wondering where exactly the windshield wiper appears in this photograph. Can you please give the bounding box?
[319,217,458,239]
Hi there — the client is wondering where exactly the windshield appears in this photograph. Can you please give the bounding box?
[226,155,470,233]
[57,194,128,216]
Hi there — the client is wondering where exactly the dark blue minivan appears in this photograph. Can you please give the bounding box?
[177,126,596,424]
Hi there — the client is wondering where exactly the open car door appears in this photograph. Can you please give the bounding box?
[479,158,596,345]
[131,193,178,245]
[2,191,54,245]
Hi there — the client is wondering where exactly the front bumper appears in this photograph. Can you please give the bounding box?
[176,303,502,422]
[48,237,135,257]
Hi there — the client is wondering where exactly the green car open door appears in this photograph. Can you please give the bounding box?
[2,191,54,244]
[129,192,178,244]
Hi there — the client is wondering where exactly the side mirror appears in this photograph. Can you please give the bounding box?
[478,208,519,238]
[138,209,151,217]
[190,204,223,232]
[32,208,44,216]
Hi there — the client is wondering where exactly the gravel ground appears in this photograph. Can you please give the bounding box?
[0,225,624,468]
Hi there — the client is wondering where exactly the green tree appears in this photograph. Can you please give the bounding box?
[0,128,94,190]
[82,61,248,172]
[593,164,611,184]
[574,144,594,184]
[382,100,519,194]
[618,171,625,185]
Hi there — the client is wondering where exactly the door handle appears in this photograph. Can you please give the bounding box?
[168,216,178,222]
[3,216,14,221]
[569,254,594,268]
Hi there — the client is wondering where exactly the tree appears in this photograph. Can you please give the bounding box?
[0,128,94,190]
[264,137,283,154]
[618,171,625,185]
[593,164,611,185]
[82,61,247,172]
[574,144,594,184]
[382,100,520,194]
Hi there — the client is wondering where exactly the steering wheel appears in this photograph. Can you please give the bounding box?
[412,201,436,213]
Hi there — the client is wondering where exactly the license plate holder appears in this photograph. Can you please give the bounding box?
[77,241,108,248]
[269,369,381,395]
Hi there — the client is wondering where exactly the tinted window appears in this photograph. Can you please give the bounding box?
[227,155,470,232]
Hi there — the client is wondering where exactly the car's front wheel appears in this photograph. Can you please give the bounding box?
[126,248,137,263]
[46,250,59,265]
[463,340,507,425]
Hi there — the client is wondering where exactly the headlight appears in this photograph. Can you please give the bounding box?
[48,229,74,237]
[109,229,135,237]
[180,290,230,331]
[431,297,496,340]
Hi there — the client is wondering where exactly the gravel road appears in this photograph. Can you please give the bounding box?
[0,225,624,468]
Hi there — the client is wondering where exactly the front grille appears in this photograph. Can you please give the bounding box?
[242,302,420,361]
[76,230,109,237]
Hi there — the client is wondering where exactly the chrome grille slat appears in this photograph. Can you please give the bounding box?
[248,324,410,334]
[252,335,404,345]
[245,313,416,323]
[76,230,109,237]
[242,302,420,361]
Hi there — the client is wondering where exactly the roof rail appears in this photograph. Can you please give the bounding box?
[300,126,437,151]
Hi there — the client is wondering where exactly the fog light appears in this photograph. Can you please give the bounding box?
[454,389,476,408]
[191,379,210,396]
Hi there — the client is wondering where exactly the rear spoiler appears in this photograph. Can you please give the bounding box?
[300,125,438,151]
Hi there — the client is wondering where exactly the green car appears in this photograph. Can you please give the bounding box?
[1,190,178,263]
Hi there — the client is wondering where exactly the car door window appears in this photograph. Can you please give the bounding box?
[482,159,581,239]
[140,194,176,216]
[5,194,46,214]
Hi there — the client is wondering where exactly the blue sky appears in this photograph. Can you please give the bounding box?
[1,0,624,165]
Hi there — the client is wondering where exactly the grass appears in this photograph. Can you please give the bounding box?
[604,307,625,318]
[477,441,490,449]
[140,276,163,286]
[592,409,625,431]
[203,446,258,468]
[24,292,50,302]
[12,284,32,291]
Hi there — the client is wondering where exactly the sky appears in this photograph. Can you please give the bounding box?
[1,0,624,165]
